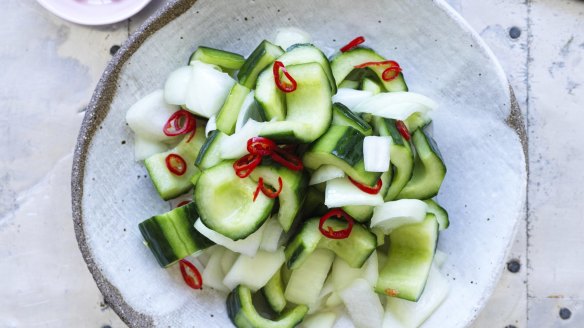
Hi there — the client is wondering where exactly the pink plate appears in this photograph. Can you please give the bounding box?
[36,0,153,26]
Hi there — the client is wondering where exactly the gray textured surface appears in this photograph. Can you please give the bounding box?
[1,0,583,327]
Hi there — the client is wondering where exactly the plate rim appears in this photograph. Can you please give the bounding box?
[71,0,527,326]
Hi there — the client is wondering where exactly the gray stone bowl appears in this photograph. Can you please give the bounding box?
[72,0,527,326]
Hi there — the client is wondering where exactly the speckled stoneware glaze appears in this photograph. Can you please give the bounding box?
[72,0,527,327]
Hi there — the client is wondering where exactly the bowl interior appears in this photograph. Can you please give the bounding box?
[75,0,526,326]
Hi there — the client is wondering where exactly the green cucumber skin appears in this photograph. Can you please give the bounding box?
[375,214,438,301]
[237,40,284,89]
[425,199,450,230]
[331,102,373,136]
[262,268,287,313]
[228,285,308,328]
[217,83,251,135]
[138,203,213,268]
[278,43,337,94]
[397,129,447,200]
[189,46,245,70]
[330,46,408,92]
[254,67,287,122]
[194,130,228,169]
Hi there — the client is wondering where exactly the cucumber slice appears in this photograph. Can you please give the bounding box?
[223,249,285,292]
[285,219,321,270]
[189,46,245,71]
[375,214,438,301]
[263,267,286,313]
[195,130,228,170]
[343,170,392,223]
[425,199,450,230]
[397,129,447,200]
[227,285,308,328]
[330,47,408,92]
[278,44,336,94]
[361,77,383,95]
[195,161,275,240]
[338,79,359,89]
[303,187,329,218]
[238,40,284,89]
[404,112,432,133]
[216,83,251,135]
[144,123,206,200]
[331,103,373,136]
[260,62,333,143]
[303,125,381,186]
[372,116,414,201]
[250,162,308,232]
[284,248,335,305]
[255,66,287,121]
[138,202,213,267]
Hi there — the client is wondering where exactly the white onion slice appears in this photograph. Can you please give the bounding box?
[220,119,264,159]
[363,136,391,172]
[201,246,230,292]
[235,91,263,132]
[222,248,285,292]
[332,88,373,110]
[164,66,193,105]
[194,218,266,257]
[302,312,337,328]
[259,218,284,252]
[274,27,312,50]
[325,178,384,207]
[370,199,428,233]
[185,61,235,118]
[340,278,384,328]
[205,115,217,137]
[126,89,180,142]
[133,136,168,161]
[309,165,346,185]
[353,92,437,120]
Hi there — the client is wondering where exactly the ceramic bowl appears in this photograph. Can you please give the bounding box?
[72,0,527,326]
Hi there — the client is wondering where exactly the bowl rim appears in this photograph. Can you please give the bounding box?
[71,0,527,326]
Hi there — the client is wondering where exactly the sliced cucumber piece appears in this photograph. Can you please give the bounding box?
[338,79,360,89]
[227,285,308,328]
[195,130,228,170]
[260,62,333,143]
[263,267,286,313]
[285,218,321,270]
[397,129,446,200]
[195,161,275,240]
[237,40,284,89]
[331,102,373,136]
[138,202,213,267]
[250,162,308,232]
[189,46,245,71]
[331,47,408,92]
[343,170,392,223]
[372,116,414,201]
[425,199,450,230]
[255,66,287,121]
[361,77,383,94]
[303,125,381,186]
[284,248,335,305]
[223,249,285,292]
[278,44,336,94]
[144,123,206,200]
[216,83,251,135]
[318,218,377,268]
[404,112,432,133]
[375,214,438,301]
[303,187,329,218]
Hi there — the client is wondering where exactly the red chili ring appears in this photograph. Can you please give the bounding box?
[247,137,277,156]
[270,147,303,171]
[165,153,187,176]
[233,153,262,178]
[395,120,411,141]
[348,176,383,194]
[381,66,402,81]
[340,36,365,52]
[163,110,196,137]
[354,60,398,69]
[176,200,191,208]
[253,177,264,201]
[273,61,297,93]
[260,177,283,199]
[319,209,354,239]
[179,259,203,290]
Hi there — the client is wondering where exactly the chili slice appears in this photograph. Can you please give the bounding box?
[354,60,398,69]
[348,176,383,194]
[247,137,277,156]
[273,61,297,93]
[233,153,262,178]
[163,109,196,137]
[260,177,283,199]
[354,60,402,81]
[179,259,203,290]
[319,209,354,239]
[176,200,191,208]
[340,36,365,52]
[395,120,411,141]
[165,153,187,176]
[270,147,303,171]
[253,178,263,201]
